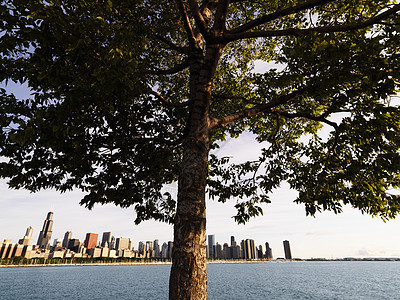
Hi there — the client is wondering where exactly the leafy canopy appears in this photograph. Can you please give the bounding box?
[1,0,400,223]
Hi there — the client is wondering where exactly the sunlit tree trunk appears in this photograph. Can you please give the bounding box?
[169,114,209,299]
[169,45,223,299]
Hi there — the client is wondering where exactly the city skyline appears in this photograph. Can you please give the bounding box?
[2,181,400,260]
[1,210,288,259]
[2,211,287,261]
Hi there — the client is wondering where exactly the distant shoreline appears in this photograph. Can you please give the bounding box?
[0,261,172,268]
[1,258,399,268]
[0,260,269,268]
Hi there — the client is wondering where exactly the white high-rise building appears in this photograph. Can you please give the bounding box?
[116,237,130,250]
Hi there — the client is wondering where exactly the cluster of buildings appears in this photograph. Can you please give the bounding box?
[1,211,293,261]
[0,212,173,260]
[207,235,292,260]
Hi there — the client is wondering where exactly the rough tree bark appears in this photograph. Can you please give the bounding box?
[169,44,223,299]
[169,106,209,299]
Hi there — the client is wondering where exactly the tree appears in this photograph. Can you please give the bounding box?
[1,0,399,298]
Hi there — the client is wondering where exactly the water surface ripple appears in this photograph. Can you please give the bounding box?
[0,261,399,299]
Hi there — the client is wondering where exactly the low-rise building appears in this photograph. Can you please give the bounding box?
[109,250,117,258]
[49,250,64,259]
[87,247,101,258]
[12,244,24,257]
[22,245,33,259]
[101,247,109,258]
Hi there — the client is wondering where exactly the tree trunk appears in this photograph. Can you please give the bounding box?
[169,121,209,299]
[169,44,223,299]
[169,84,210,299]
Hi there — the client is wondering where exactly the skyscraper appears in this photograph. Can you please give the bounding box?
[283,240,292,260]
[208,235,215,259]
[257,245,264,259]
[36,212,54,249]
[242,239,256,259]
[167,241,174,259]
[84,233,98,250]
[161,242,168,258]
[110,236,116,249]
[62,231,72,248]
[222,243,231,259]
[153,239,160,257]
[231,245,241,259]
[101,232,112,247]
[116,237,130,250]
[67,239,81,252]
[146,241,153,252]
[138,241,145,254]
[230,236,237,247]
[265,242,273,260]
[19,226,33,246]
[214,243,223,259]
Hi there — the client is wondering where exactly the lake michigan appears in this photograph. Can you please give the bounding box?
[1,261,399,299]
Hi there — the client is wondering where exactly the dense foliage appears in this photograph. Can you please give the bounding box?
[1,0,399,223]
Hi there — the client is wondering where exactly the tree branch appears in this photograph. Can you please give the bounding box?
[222,4,400,42]
[176,0,197,48]
[209,90,303,129]
[200,0,219,22]
[229,0,335,34]
[213,0,230,34]
[187,0,211,39]
[153,58,190,75]
[132,134,186,146]
[272,113,281,149]
[212,93,260,105]
[156,35,189,54]
[274,111,338,129]
[148,89,193,108]
[272,109,341,154]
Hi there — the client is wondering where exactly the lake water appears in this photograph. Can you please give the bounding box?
[0,261,399,299]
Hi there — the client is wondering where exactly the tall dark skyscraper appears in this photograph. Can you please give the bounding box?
[138,241,145,254]
[36,212,54,249]
[62,231,72,248]
[67,239,81,252]
[242,239,256,259]
[101,232,112,247]
[167,241,174,259]
[257,245,264,259]
[208,235,215,258]
[153,239,160,257]
[265,242,273,260]
[283,240,292,259]
[230,236,236,247]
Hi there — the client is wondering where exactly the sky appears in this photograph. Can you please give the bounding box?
[1,72,400,260]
